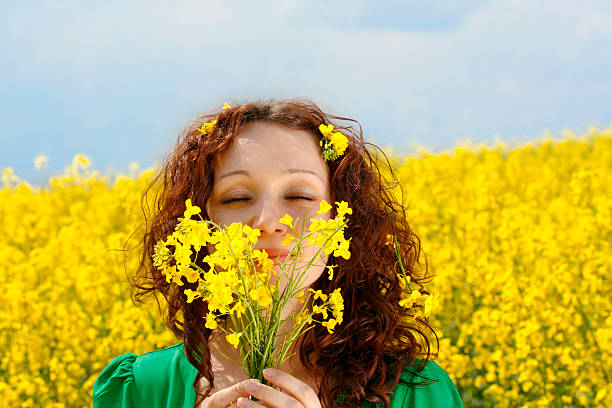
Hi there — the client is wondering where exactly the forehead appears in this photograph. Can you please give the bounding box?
[212,122,329,181]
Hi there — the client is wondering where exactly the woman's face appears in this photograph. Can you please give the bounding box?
[205,122,332,291]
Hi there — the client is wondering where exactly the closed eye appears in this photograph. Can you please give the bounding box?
[288,196,313,201]
[221,197,250,204]
[221,196,313,204]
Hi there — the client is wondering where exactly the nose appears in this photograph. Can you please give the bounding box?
[251,196,289,236]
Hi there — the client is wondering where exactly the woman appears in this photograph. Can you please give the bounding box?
[93,99,464,407]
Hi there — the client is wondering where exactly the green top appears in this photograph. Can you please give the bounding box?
[93,343,463,408]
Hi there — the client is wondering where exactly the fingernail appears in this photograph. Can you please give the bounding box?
[263,368,276,378]
[246,380,259,394]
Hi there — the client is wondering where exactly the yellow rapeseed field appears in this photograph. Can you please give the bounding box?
[1,126,610,407]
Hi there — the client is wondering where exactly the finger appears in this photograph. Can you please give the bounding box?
[263,368,321,408]
[244,380,303,408]
[237,397,267,408]
[204,379,260,407]
[262,368,319,407]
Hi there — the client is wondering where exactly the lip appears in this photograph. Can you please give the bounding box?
[261,248,294,264]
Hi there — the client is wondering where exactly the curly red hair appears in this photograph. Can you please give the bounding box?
[131,98,438,407]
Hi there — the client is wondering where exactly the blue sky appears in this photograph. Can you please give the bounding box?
[2,0,611,186]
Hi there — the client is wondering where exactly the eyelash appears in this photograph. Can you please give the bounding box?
[222,196,313,204]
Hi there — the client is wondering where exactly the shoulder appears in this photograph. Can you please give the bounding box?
[93,343,198,408]
[388,359,464,408]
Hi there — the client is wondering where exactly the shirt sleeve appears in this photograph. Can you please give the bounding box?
[394,360,464,408]
[92,353,140,408]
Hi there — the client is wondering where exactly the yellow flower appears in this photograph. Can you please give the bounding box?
[319,124,335,139]
[162,264,179,285]
[330,132,349,155]
[153,240,171,268]
[222,102,231,109]
[333,238,351,260]
[279,214,294,229]
[312,304,328,319]
[226,332,241,349]
[385,234,395,247]
[204,312,218,330]
[308,218,323,233]
[230,302,246,319]
[316,200,332,215]
[205,280,234,313]
[184,199,201,219]
[282,233,295,246]
[253,250,274,274]
[308,288,328,302]
[242,225,261,244]
[397,273,411,290]
[173,240,192,263]
[179,264,199,283]
[74,154,91,168]
[399,295,414,309]
[249,286,273,307]
[295,310,312,325]
[188,222,210,252]
[328,288,344,322]
[196,119,217,135]
[321,318,338,334]
[399,288,421,309]
[327,265,337,280]
[335,201,352,218]
[184,289,201,303]
[3,129,609,406]
[423,294,440,317]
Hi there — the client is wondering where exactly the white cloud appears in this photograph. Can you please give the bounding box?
[1,0,611,158]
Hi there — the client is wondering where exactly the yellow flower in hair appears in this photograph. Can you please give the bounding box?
[196,119,217,135]
[318,123,348,161]
[222,102,231,109]
[330,132,349,155]
[319,124,335,139]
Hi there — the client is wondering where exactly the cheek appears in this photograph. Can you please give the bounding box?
[204,204,236,229]
[299,245,329,278]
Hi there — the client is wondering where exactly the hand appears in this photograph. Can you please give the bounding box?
[197,379,260,407]
[237,368,322,408]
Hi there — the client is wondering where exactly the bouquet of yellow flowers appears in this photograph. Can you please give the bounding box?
[152,199,350,381]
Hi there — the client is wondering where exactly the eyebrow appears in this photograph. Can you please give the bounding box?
[218,168,324,182]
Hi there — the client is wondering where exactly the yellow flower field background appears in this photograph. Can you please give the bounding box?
[1,126,610,407]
